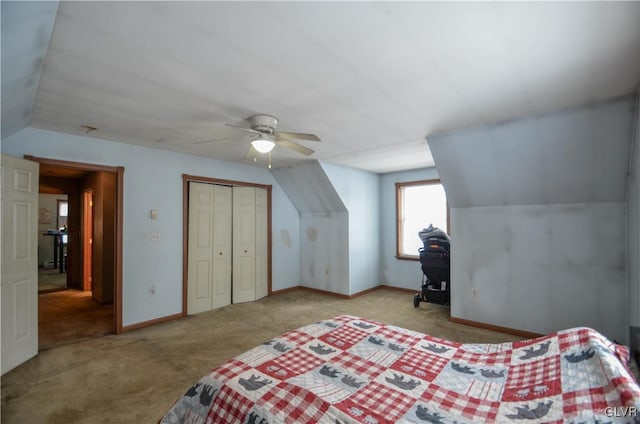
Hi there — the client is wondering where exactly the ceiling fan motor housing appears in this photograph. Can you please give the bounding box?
[248,114,278,136]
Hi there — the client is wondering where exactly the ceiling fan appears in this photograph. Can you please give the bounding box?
[195,114,321,159]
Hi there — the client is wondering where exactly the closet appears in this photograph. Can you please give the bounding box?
[187,182,268,315]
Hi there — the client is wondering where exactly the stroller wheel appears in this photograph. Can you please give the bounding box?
[413,294,421,308]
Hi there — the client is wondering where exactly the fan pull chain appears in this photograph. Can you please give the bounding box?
[268,151,272,169]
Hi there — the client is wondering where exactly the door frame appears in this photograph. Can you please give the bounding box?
[182,174,272,316]
[82,190,94,292]
[25,155,125,333]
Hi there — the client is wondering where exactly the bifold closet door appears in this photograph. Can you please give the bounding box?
[187,183,232,315]
[232,186,268,303]
[254,188,268,300]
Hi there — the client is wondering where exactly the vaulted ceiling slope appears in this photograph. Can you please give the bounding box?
[428,95,637,208]
[1,2,639,173]
[1,1,58,139]
[271,161,346,214]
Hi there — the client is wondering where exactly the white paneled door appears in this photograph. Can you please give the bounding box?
[232,186,257,303]
[254,188,268,300]
[1,155,39,374]
[187,182,268,314]
[212,186,233,309]
[231,186,268,303]
[187,183,232,315]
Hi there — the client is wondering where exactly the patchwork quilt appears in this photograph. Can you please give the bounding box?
[161,315,640,423]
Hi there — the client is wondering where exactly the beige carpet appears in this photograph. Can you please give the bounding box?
[39,290,114,351]
[1,288,523,424]
[38,268,68,293]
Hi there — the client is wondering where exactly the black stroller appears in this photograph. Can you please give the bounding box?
[413,224,451,307]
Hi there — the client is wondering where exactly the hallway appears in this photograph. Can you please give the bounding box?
[38,267,67,293]
[32,158,121,351]
[38,290,113,351]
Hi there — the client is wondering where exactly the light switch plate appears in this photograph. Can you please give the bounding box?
[150,209,158,220]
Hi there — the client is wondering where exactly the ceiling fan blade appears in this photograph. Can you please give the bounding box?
[276,137,314,156]
[277,131,321,142]
[193,136,236,144]
[225,123,261,135]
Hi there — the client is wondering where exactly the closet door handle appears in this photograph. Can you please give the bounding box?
[244,249,248,253]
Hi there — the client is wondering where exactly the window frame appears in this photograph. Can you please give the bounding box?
[395,179,449,261]
[57,199,68,227]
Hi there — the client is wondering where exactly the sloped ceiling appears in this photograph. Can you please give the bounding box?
[428,95,636,207]
[2,2,639,173]
[1,1,58,139]
[271,161,346,214]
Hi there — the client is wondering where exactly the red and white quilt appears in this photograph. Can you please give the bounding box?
[161,315,640,423]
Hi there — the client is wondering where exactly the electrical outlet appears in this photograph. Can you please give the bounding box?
[150,232,160,241]
[149,285,157,297]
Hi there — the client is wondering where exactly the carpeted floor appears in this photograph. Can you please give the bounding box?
[39,290,114,351]
[38,268,68,293]
[1,288,524,424]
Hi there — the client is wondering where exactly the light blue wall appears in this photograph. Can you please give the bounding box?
[1,128,301,326]
[321,162,381,295]
[451,203,627,342]
[300,212,349,295]
[428,97,635,342]
[271,162,349,294]
[379,167,440,290]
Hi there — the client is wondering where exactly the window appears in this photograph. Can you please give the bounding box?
[57,199,69,243]
[396,179,448,259]
[58,200,68,218]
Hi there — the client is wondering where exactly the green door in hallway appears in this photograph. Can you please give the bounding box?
[1,155,39,374]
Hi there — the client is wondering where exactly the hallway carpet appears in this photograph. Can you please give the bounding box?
[39,290,114,351]
[38,268,67,293]
[2,288,523,424]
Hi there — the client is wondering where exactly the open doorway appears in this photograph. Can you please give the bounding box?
[38,194,69,293]
[30,156,124,350]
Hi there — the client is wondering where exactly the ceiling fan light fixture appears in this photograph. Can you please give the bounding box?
[251,138,275,153]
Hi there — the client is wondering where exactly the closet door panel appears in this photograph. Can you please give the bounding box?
[193,260,210,299]
[232,187,255,303]
[187,183,214,315]
[189,182,270,312]
[211,185,232,309]
[255,188,268,300]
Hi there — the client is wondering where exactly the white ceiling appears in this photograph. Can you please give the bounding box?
[1,1,58,139]
[2,1,639,173]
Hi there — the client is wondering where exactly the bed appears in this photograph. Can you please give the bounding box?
[161,315,640,423]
